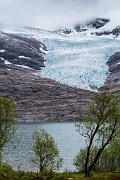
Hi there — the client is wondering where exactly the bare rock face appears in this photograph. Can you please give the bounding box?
[99,52,120,92]
[92,26,120,38]
[0,31,47,70]
[0,65,93,122]
[0,31,93,122]
[57,18,110,35]
[74,18,109,32]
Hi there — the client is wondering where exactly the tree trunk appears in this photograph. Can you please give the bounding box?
[86,134,115,177]
[85,169,91,177]
[85,147,90,177]
[84,124,101,177]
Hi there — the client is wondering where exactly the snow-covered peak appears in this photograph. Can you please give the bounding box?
[2,18,120,92]
[58,18,120,39]
[74,18,110,31]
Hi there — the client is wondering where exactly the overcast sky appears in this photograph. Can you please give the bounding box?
[0,0,120,30]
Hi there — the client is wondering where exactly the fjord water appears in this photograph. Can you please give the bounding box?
[3,122,85,172]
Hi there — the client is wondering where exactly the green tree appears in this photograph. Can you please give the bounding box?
[103,134,120,171]
[73,148,87,172]
[75,92,120,177]
[30,129,63,172]
[73,139,120,172]
[0,97,16,163]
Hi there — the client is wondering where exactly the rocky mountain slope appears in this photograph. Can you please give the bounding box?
[74,18,110,31]
[99,52,120,92]
[1,22,120,122]
[0,31,93,122]
[0,31,47,70]
[61,18,120,38]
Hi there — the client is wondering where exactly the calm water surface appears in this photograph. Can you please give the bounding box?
[3,122,85,172]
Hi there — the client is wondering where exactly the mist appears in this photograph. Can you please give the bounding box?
[0,0,120,30]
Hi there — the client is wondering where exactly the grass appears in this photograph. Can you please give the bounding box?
[0,164,120,180]
[67,171,120,180]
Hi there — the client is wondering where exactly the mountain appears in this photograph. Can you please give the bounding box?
[0,31,47,70]
[15,24,120,92]
[60,18,120,38]
[99,52,120,92]
[0,30,93,122]
[74,18,110,31]
[0,17,120,122]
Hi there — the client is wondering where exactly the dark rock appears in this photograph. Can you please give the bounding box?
[91,26,120,38]
[99,52,120,92]
[88,18,109,29]
[56,28,73,35]
[74,25,88,32]
[0,65,93,122]
[112,26,120,37]
[107,52,120,72]
[74,18,110,32]
[62,29,72,34]
[92,30,112,36]
[0,31,47,70]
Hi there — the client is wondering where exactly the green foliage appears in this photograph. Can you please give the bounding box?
[0,97,16,163]
[0,163,14,173]
[30,129,63,172]
[0,166,68,180]
[99,138,120,171]
[75,92,120,177]
[73,139,120,172]
[0,164,120,180]
[73,147,100,172]
[73,148,87,172]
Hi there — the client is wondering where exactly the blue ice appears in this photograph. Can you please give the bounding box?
[15,29,120,91]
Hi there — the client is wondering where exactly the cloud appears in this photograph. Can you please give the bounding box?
[0,0,120,30]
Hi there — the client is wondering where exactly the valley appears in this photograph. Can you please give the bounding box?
[0,18,120,122]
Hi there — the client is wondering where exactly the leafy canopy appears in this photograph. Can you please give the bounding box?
[0,97,16,152]
[30,129,63,172]
[75,92,120,177]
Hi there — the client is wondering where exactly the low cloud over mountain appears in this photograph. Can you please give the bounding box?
[0,0,120,30]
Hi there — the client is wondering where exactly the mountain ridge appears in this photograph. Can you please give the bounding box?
[59,18,120,38]
[0,19,120,121]
[0,30,93,122]
[0,31,47,70]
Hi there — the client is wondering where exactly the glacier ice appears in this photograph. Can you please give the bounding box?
[40,33,120,91]
[9,28,120,91]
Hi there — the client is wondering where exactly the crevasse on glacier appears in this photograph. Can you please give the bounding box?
[16,29,120,91]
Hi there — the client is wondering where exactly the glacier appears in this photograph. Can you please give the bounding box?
[8,28,120,91]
